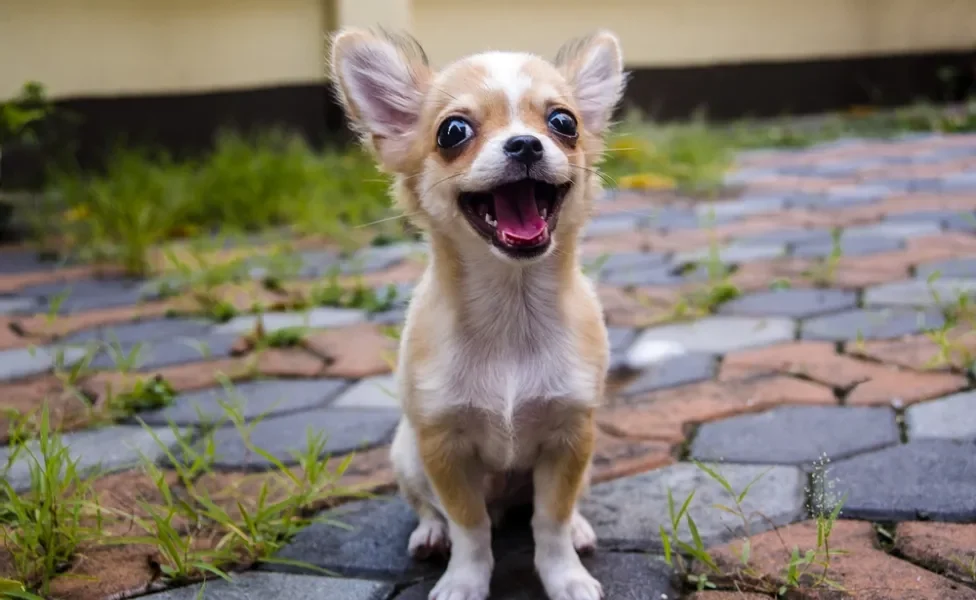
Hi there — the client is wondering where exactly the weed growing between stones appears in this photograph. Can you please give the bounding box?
[671,227,741,321]
[922,275,976,371]
[660,459,847,595]
[110,375,177,417]
[304,269,399,314]
[0,406,99,597]
[802,228,844,288]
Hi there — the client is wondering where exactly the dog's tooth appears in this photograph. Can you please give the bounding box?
[540,207,548,219]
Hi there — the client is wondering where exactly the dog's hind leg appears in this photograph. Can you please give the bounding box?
[391,419,451,559]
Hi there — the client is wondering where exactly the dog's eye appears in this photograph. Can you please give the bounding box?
[547,110,578,137]
[436,117,474,149]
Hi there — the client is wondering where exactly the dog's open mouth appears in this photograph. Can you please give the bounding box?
[459,179,571,259]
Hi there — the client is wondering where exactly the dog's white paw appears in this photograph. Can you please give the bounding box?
[570,512,597,555]
[428,561,491,600]
[539,563,603,600]
[409,518,450,560]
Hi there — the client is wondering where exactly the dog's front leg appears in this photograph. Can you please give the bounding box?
[418,424,493,600]
[533,410,603,600]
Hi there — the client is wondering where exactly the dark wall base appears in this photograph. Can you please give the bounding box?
[2,49,974,189]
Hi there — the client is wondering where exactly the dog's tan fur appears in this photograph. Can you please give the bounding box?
[330,28,625,600]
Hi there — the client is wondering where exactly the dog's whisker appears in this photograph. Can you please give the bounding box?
[353,212,420,229]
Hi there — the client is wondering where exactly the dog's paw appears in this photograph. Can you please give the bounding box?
[428,562,491,600]
[570,512,597,555]
[409,518,450,560]
[539,563,603,600]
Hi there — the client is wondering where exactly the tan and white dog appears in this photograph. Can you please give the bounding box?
[330,28,626,600]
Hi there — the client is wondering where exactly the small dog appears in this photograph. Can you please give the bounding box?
[330,28,626,600]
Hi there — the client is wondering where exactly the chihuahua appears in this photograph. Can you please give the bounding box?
[330,28,626,600]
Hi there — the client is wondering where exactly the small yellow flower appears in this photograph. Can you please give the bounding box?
[63,205,90,222]
[618,172,677,191]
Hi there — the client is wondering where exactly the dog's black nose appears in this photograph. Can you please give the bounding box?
[503,135,544,165]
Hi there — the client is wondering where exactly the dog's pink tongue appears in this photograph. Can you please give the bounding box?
[492,181,547,245]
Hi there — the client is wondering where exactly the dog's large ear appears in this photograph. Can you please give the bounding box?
[555,31,626,135]
[330,28,431,169]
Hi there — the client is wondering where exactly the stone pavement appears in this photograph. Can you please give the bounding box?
[3,132,976,599]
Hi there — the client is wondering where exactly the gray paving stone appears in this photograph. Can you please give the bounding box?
[607,327,638,354]
[826,440,976,521]
[626,316,795,368]
[621,352,717,396]
[0,345,87,380]
[266,497,439,581]
[141,572,392,600]
[906,391,976,441]
[340,242,426,274]
[18,278,148,313]
[206,407,400,469]
[0,250,62,275]
[884,210,976,231]
[792,235,903,258]
[734,228,832,247]
[0,425,184,492]
[800,308,944,341]
[915,256,976,280]
[822,184,894,206]
[87,333,239,371]
[718,288,857,319]
[141,379,348,426]
[600,263,700,287]
[368,307,408,325]
[863,278,976,308]
[59,317,213,346]
[694,196,785,220]
[673,243,785,265]
[591,251,669,276]
[394,551,676,600]
[691,406,900,465]
[581,462,806,550]
[941,172,976,192]
[583,213,641,238]
[213,307,366,334]
[332,374,399,409]
[842,221,942,240]
[723,167,780,186]
[0,296,37,315]
[295,249,340,278]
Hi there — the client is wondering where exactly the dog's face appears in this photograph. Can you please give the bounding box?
[331,30,625,263]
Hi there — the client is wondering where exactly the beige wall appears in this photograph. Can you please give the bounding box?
[412,0,976,68]
[0,0,330,99]
[2,0,973,101]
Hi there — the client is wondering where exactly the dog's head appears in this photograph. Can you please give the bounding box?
[331,29,626,263]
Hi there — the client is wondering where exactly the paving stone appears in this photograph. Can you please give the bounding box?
[0,250,62,275]
[826,440,976,521]
[142,572,393,600]
[915,256,976,279]
[368,307,408,325]
[709,519,976,600]
[733,227,832,247]
[140,379,348,426]
[206,407,400,469]
[332,374,399,409]
[339,242,426,274]
[18,277,148,313]
[0,345,87,380]
[213,307,366,334]
[673,243,785,265]
[690,405,899,465]
[884,209,976,231]
[895,522,976,586]
[800,308,944,341]
[863,278,976,308]
[843,221,943,240]
[905,390,976,441]
[0,296,37,314]
[296,249,340,278]
[722,167,780,186]
[822,183,895,206]
[694,196,785,220]
[792,235,903,258]
[607,326,638,354]
[394,551,676,600]
[718,288,857,319]
[593,251,670,276]
[645,206,704,231]
[59,317,213,346]
[581,462,806,550]
[583,213,641,238]
[0,425,183,492]
[87,333,239,370]
[621,352,716,396]
[305,323,397,379]
[600,263,699,287]
[941,171,976,192]
[266,497,440,581]
[627,316,795,368]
